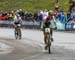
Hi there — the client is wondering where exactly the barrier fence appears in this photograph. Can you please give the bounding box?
[0,20,75,31]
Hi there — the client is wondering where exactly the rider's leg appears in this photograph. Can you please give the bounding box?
[15,28,17,34]
[50,28,54,42]
[15,28,18,35]
[44,32,47,44]
[15,27,18,39]
[44,32,48,50]
[50,28,53,36]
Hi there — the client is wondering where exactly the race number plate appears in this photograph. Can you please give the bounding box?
[45,28,50,33]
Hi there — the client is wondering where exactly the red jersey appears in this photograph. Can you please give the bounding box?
[46,15,52,22]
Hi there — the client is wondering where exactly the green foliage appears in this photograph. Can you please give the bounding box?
[0,0,75,12]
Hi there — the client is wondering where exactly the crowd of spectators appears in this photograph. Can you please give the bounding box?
[0,9,75,24]
[0,0,75,25]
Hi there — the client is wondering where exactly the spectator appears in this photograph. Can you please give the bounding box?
[38,10,44,29]
[33,11,38,21]
[58,11,65,23]
[18,9,25,20]
[38,10,44,21]
[24,11,28,21]
[73,12,75,21]
[68,11,74,22]
[8,11,14,21]
[55,0,59,11]
[43,9,48,21]
[69,0,75,12]
[53,9,59,19]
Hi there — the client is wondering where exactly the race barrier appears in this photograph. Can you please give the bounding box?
[66,24,75,30]
[0,19,75,31]
[0,21,40,29]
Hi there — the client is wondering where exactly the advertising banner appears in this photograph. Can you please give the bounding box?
[50,19,65,30]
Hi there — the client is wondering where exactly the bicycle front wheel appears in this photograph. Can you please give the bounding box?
[47,34,51,54]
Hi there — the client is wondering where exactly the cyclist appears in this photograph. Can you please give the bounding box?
[13,14,22,39]
[43,12,53,50]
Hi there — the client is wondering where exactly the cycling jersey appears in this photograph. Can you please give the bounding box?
[46,15,52,22]
[43,22,51,31]
[13,15,22,27]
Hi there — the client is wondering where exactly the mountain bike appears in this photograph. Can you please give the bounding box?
[45,28,51,54]
[15,24,21,40]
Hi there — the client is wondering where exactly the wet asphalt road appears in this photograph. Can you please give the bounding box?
[0,29,75,60]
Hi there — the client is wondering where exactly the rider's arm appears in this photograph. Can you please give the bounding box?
[12,19,17,28]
